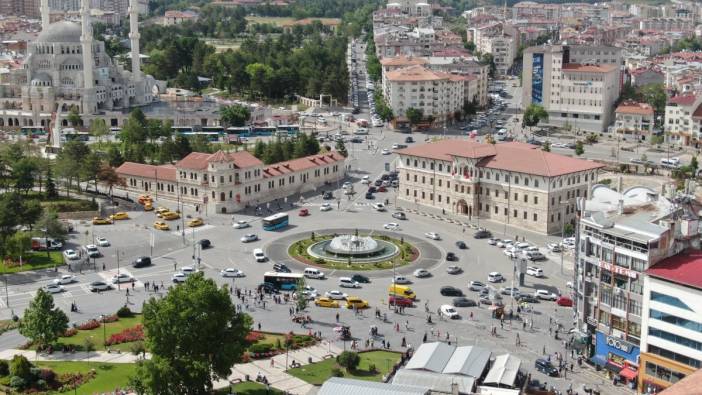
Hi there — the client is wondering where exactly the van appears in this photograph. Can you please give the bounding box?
[388,284,416,300]
[339,277,360,288]
[253,248,267,262]
[304,268,325,279]
[488,272,504,283]
[526,266,543,277]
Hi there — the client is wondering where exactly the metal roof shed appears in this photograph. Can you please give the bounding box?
[392,369,476,394]
[405,342,456,373]
[318,377,429,395]
[483,354,522,388]
[442,345,492,378]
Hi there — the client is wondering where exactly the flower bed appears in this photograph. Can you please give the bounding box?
[245,331,265,343]
[62,328,78,337]
[77,320,100,330]
[105,325,144,346]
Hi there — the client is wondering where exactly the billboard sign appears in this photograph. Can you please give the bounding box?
[531,53,544,104]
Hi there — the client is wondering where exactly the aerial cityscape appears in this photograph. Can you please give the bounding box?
[0,0,702,394]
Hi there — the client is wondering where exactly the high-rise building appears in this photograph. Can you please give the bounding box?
[521,44,623,133]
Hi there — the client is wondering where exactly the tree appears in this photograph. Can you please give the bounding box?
[253,140,266,159]
[12,158,38,195]
[45,165,58,200]
[522,104,549,130]
[18,289,69,349]
[575,140,584,156]
[97,164,126,200]
[132,273,252,394]
[296,278,308,312]
[463,100,477,119]
[336,351,360,372]
[405,108,423,128]
[56,141,90,194]
[479,53,496,78]
[106,145,125,168]
[6,232,31,261]
[89,119,110,143]
[650,134,664,146]
[220,104,250,127]
[36,210,68,243]
[67,106,81,127]
[335,139,348,157]
[542,140,551,152]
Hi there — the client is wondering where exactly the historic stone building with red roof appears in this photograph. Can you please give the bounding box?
[396,139,604,234]
[116,150,345,214]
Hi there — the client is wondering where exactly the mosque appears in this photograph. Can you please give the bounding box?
[0,0,160,141]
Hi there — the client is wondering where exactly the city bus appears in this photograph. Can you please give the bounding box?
[62,129,90,141]
[20,126,47,137]
[263,272,303,291]
[262,213,289,231]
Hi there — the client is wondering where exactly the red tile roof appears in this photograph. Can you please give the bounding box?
[263,152,345,177]
[176,150,263,170]
[397,139,604,177]
[668,94,697,106]
[616,101,654,116]
[115,163,176,181]
[647,249,702,290]
[380,55,428,67]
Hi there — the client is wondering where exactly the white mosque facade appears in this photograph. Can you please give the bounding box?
[0,0,159,134]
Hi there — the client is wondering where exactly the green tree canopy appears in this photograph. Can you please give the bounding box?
[335,139,348,157]
[405,108,423,127]
[133,273,252,394]
[89,118,110,142]
[522,104,549,128]
[18,289,69,349]
[220,104,251,127]
[575,140,584,156]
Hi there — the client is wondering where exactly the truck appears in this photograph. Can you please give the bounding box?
[31,237,63,251]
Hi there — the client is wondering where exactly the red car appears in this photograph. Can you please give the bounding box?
[298,208,310,217]
[556,296,573,307]
[388,296,413,307]
[377,186,388,192]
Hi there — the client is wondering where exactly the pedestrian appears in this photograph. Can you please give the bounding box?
[469,311,473,320]
[401,337,406,347]
[336,312,339,322]
[549,327,552,335]
[430,327,434,337]
[145,281,149,290]
[423,333,427,343]
[516,333,521,346]
[102,263,106,270]
[270,358,274,367]
[131,282,135,290]
[570,363,574,372]
[160,281,164,288]
[522,320,526,330]
[258,322,262,331]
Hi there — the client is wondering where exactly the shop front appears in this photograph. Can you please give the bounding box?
[591,332,640,389]
[637,352,697,394]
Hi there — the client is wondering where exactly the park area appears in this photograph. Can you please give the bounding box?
[1,251,64,274]
[287,350,402,385]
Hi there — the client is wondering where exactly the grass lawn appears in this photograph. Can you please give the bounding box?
[287,351,401,385]
[245,16,296,26]
[35,361,135,395]
[53,315,143,352]
[0,251,64,273]
[215,381,284,394]
[256,333,286,348]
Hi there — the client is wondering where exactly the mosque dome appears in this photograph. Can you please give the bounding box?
[36,21,82,43]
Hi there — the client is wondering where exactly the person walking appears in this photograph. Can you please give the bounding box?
[516,333,521,346]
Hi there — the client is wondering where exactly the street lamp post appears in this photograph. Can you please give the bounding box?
[116,250,121,290]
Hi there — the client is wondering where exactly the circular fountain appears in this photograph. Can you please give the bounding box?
[307,233,400,263]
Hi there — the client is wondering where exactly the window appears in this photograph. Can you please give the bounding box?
[523,211,527,219]
[513,209,517,217]
[612,292,627,310]
[533,213,538,221]
[650,309,702,333]
[534,196,538,204]
[486,204,490,212]
[649,328,702,351]
[523,194,528,203]
[514,192,518,201]
[611,315,626,331]
[648,345,701,369]
[650,291,693,311]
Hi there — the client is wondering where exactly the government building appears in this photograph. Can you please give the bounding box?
[115,150,346,214]
[0,0,159,134]
[396,139,604,234]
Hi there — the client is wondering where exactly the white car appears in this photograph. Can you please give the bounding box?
[371,202,386,211]
[446,265,462,274]
[221,268,246,278]
[320,203,332,212]
[63,249,79,260]
[413,268,431,278]
[240,234,258,243]
[53,275,76,285]
[383,222,400,230]
[172,273,187,283]
[45,284,64,294]
[253,248,267,262]
[181,266,196,276]
[89,281,110,292]
[500,287,521,297]
[324,290,348,300]
[361,176,370,184]
[534,289,558,301]
[393,276,412,284]
[504,248,519,258]
[488,238,499,246]
[546,243,562,253]
[96,237,110,247]
[85,245,101,258]
[111,273,134,284]
[488,272,504,283]
[496,239,513,248]
[233,220,250,229]
[381,149,391,155]
[440,304,459,319]
[526,266,544,277]
[425,232,441,240]
[342,182,353,189]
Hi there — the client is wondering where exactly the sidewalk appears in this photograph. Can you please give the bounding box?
[0,349,145,364]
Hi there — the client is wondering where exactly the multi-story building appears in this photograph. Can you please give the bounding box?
[396,139,603,234]
[116,150,346,214]
[475,33,516,76]
[521,44,623,133]
[511,1,561,21]
[574,184,696,385]
[639,18,695,32]
[614,101,654,139]
[639,250,702,394]
[664,93,702,146]
[383,65,467,124]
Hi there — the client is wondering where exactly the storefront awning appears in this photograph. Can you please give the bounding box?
[619,367,638,381]
[590,355,607,366]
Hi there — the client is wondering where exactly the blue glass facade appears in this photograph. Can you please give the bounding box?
[531,53,544,104]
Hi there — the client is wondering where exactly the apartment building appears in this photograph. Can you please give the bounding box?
[639,18,694,32]
[396,139,603,235]
[476,33,517,76]
[574,184,696,384]
[511,1,561,21]
[383,65,467,124]
[639,250,702,394]
[116,150,346,214]
[521,44,623,133]
[614,101,654,139]
[664,93,702,146]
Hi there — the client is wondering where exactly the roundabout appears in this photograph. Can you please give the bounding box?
[266,228,443,275]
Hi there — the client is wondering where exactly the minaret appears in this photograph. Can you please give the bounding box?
[80,0,94,90]
[129,0,142,81]
[40,0,50,31]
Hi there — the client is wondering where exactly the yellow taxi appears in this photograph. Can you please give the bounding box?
[155,207,170,217]
[161,211,180,220]
[153,221,170,231]
[143,202,154,211]
[110,212,130,220]
[187,217,204,227]
[92,217,112,225]
[345,297,369,309]
[314,297,339,308]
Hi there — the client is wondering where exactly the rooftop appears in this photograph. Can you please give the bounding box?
[647,250,702,290]
[263,152,345,177]
[176,150,263,170]
[562,63,619,73]
[386,65,446,82]
[379,55,428,67]
[616,101,654,116]
[318,377,428,395]
[115,163,176,182]
[668,94,697,106]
